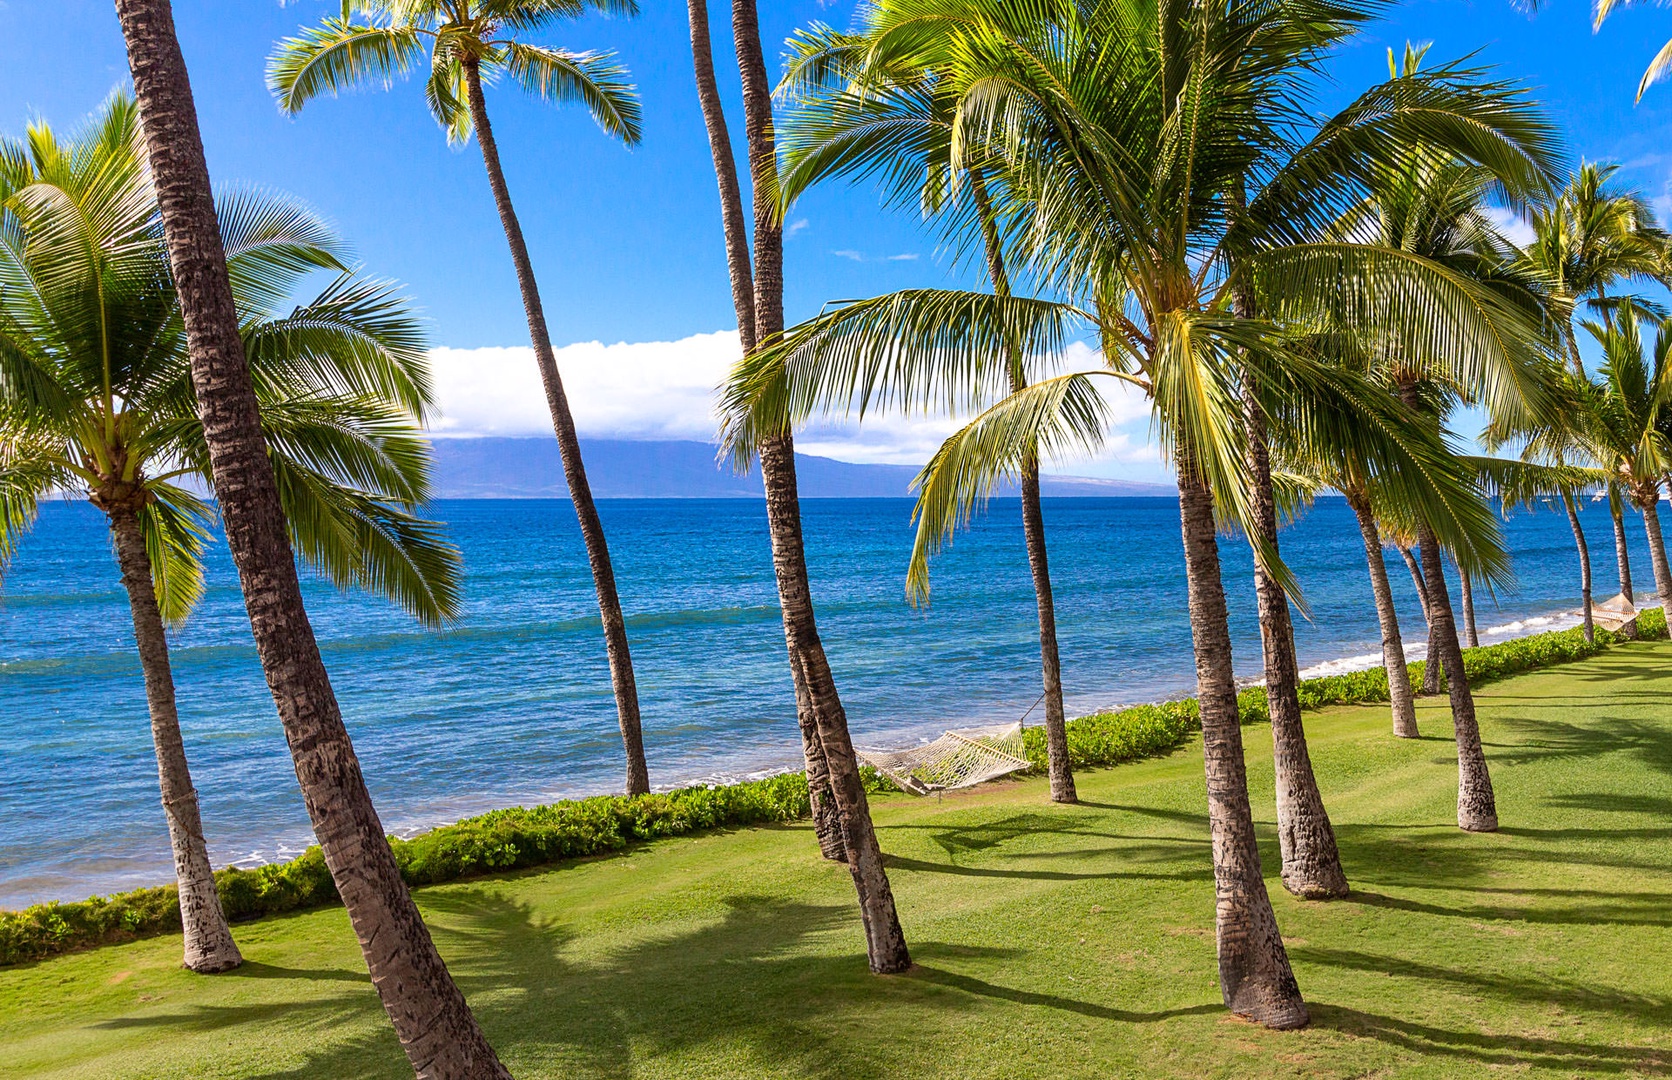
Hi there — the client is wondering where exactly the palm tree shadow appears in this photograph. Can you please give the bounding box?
[1309,1003,1670,1074]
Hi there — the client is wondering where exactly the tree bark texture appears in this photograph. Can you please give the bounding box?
[105,504,243,973]
[1640,490,1672,615]
[970,169,1074,803]
[684,0,843,859]
[462,59,648,797]
[1561,491,1595,644]
[1241,388,1345,899]
[1399,546,1443,696]
[731,0,907,969]
[760,437,910,972]
[1417,530,1498,832]
[1345,490,1418,738]
[1615,497,1635,601]
[1175,458,1307,1029]
[1613,497,1639,638]
[1020,458,1076,803]
[1457,564,1479,649]
[113,4,511,1074]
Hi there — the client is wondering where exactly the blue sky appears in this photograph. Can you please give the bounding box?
[3,0,1671,479]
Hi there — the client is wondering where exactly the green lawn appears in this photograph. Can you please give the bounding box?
[5,643,1670,1079]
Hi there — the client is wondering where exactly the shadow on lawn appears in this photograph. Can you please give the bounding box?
[1309,1004,1671,1075]
[221,887,1200,1080]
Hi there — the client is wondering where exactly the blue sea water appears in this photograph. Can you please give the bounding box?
[0,495,1658,907]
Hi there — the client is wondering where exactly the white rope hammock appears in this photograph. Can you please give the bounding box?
[858,721,1032,796]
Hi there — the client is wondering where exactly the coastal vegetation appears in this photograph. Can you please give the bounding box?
[4,645,1670,1078]
[2,0,1672,1075]
[4,613,1658,969]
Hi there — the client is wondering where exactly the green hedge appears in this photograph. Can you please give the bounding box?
[1020,608,1666,772]
[0,773,812,967]
[4,610,1663,967]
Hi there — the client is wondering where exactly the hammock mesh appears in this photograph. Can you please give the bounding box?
[858,722,1032,796]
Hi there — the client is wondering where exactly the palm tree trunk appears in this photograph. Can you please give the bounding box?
[1241,388,1345,899]
[104,502,242,973]
[113,5,510,1074]
[1175,456,1307,1029]
[1399,546,1443,696]
[969,168,1074,803]
[1345,491,1417,737]
[1456,561,1479,649]
[1392,381,1493,832]
[1416,528,1498,831]
[731,0,907,970]
[761,435,910,971]
[685,0,843,859]
[1639,489,1672,614]
[1561,490,1595,644]
[461,58,648,797]
[1020,457,1075,802]
[1613,494,1638,638]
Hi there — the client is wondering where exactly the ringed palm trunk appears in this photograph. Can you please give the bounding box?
[1637,485,1672,614]
[103,498,242,973]
[1416,528,1498,831]
[1456,563,1479,649]
[1175,455,1307,1029]
[461,57,649,798]
[1613,496,1638,638]
[1400,547,1443,696]
[1020,457,1075,802]
[761,436,910,971]
[1241,388,1345,899]
[1561,491,1595,644]
[1345,489,1418,738]
[1395,383,1494,832]
[732,0,907,970]
[112,4,511,1074]
[970,170,1074,803]
[685,0,843,859]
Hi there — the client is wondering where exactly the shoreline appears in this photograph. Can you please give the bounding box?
[5,591,1657,910]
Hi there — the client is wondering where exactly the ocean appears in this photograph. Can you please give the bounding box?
[0,495,1656,908]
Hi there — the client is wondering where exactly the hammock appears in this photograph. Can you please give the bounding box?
[858,721,1032,796]
[1594,592,1639,632]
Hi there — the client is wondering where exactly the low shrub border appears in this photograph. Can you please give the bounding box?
[4,611,1663,967]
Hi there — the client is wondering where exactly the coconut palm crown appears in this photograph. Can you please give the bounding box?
[0,92,457,619]
[268,0,641,147]
[0,92,458,974]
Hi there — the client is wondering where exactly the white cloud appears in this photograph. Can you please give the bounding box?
[426,332,1165,479]
[784,218,810,239]
[1484,205,1537,248]
[831,249,864,261]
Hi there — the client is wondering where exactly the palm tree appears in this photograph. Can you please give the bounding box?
[768,23,1079,803]
[110,1,509,1073]
[269,0,654,796]
[1581,304,1672,612]
[728,0,1552,1026]
[688,0,909,973]
[0,95,462,975]
[1513,164,1667,632]
[1333,476,1421,735]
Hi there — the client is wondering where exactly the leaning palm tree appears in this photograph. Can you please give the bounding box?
[728,0,1553,1027]
[269,0,654,795]
[0,94,460,974]
[1581,304,1672,612]
[769,23,1079,803]
[110,1,508,1073]
[687,0,909,974]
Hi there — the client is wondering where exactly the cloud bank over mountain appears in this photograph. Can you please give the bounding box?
[426,331,1164,481]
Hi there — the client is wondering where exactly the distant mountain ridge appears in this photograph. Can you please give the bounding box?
[428,437,1175,499]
